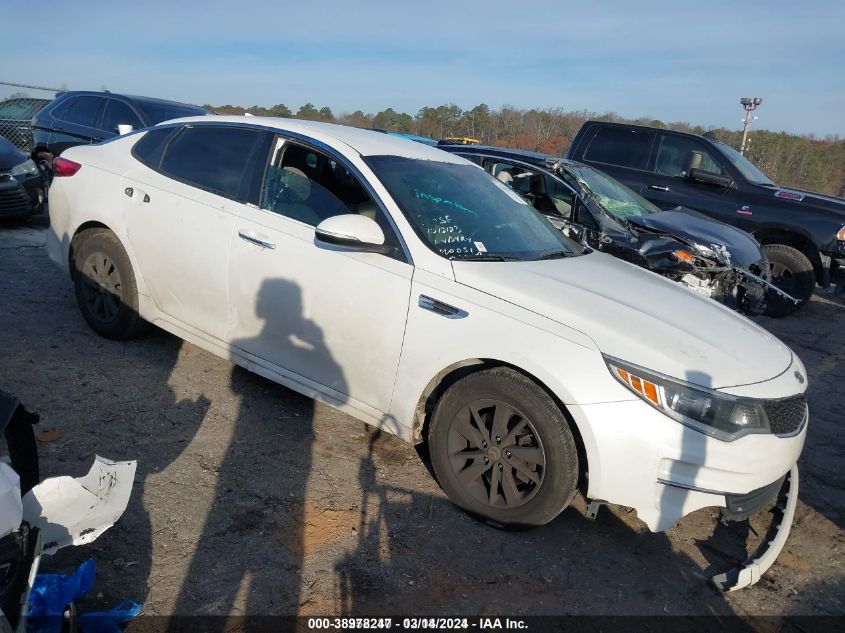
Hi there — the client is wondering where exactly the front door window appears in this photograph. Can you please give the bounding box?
[653,134,725,178]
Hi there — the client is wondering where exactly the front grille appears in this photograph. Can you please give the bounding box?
[765,395,808,436]
[0,182,31,216]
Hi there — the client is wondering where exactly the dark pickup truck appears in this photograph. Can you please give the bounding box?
[567,121,845,309]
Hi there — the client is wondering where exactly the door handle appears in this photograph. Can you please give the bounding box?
[238,230,276,249]
[419,295,467,318]
[648,185,670,192]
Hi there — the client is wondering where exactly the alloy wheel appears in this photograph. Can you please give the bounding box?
[80,251,123,324]
[446,398,546,509]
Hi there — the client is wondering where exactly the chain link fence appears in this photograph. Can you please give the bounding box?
[0,81,61,154]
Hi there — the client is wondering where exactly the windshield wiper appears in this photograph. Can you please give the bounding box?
[450,254,522,262]
[533,250,571,260]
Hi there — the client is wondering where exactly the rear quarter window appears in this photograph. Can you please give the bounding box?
[60,96,106,128]
[584,126,654,170]
[132,127,177,169]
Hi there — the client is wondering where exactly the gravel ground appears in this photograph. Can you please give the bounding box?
[1,217,843,618]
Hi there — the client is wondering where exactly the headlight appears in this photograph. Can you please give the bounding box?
[693,242,730,266]
[10,159,39,178]
[836,225,845,241]
[604,356,770,441]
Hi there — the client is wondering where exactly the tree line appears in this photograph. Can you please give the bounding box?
[205,102,845,197]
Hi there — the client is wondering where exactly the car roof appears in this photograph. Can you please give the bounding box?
[164,115,469,162]
[57,90,205,110]
[442,144,583,170]
[581,119,715,143]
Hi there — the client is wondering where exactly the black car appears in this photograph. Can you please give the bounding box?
[441,144,792,315]
[567,121,845,309]
[0,136,45,220]
[0,97,52,153]
[31,91,208,175]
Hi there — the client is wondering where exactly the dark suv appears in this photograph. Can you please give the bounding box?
[567,121,845,307]
[31,91,208,175]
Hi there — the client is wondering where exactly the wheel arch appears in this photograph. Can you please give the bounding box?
[411,358,590,495]
[69,221,113,276]
[754,228,822,282]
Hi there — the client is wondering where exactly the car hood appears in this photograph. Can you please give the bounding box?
[0,137,27,170]
[452,252,792,390]
[627,208,763,266]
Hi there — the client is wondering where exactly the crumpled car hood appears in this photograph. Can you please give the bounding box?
[453,252,792,390]
[628,208,763,266]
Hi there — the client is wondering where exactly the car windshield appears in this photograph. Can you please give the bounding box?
[136,101,207,125]
[716,142,773,186]
[364,155,580,261]
[564,164,660,219]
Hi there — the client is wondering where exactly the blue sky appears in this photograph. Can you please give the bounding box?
[3,1,843,136]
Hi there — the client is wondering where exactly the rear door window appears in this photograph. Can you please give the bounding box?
[101,100,143,134]
[584,126,654,170]
[59,96,106,128]
[159,126,262,200]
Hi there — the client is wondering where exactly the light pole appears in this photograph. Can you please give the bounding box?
[739,97,762,155]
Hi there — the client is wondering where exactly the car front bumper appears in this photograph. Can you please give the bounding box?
[568,395,805,533]
[0,173,44,218]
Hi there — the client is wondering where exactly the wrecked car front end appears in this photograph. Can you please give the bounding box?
[554,162,798,316]
[626,209,785,315]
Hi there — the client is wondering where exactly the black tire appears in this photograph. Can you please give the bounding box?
[429,367,579,528]
[763,244,814,317]
[72,229,145,340]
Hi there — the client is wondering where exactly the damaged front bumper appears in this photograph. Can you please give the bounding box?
[1,455,136,630]
[712,464,799,591]
[678,261,799,315]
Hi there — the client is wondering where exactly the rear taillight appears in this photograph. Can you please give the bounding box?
[53,157,82,177]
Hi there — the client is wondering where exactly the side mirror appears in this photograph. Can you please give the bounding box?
[315,214,391,254]
[116,124,134,135]
[687,168,734,188]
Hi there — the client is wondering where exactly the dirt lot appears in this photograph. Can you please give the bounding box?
[1,218,843,618]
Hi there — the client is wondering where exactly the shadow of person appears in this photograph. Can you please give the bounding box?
[333,381,751,620]
[170,279,346,630]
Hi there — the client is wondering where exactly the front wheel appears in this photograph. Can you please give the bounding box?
[429,367,579,528]
[762,244,814,317]
[72,229,145,340]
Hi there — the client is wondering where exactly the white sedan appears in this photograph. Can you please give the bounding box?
[46,117,807,588]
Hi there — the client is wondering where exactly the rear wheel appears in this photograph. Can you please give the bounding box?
[762,244,814,317]
[72,230,145,340]
[429,367,579,528]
